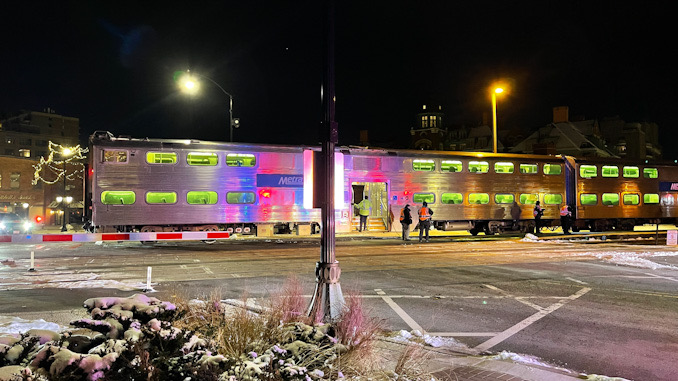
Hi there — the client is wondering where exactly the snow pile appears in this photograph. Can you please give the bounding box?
[571,250,678,270]
[391,329,469,350]
[490,350,573,374]
[520,233,539,242]
[0,317,64,335]
[583,374,632,381]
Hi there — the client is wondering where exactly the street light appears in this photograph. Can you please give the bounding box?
[491,87,505,154]
[176,71,239,142]
[60,148,73,232]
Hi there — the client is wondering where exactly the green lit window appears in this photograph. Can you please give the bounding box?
[441,193,463,204]
[413,193,435,204]
[468,161,489,173]
[441,160,462,173]
[623,193,640,205]
[146,152,177,164]
[413,159,435,171]
[468,193,490,204]
[544,194,563,205]
[623,166,639,178]
[101,191,135,205]
[544,164,562,175]
[580,193,598,205]
[580,165,597,178]
[644,193,659,204]
[226,154,257,167]
[520,164,538,174]
[146,192,177,204]
[520,193,538,204]
[495,194,514,204]
[494,162,514,174]
[602,166,619,178]
[187,152,218,166]
[226,192,256,204]
[187,191,218,205]
[602,193,619,206]
[643,168,658,179]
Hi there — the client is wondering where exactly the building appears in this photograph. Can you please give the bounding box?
[410,105,446,150]
[0,108,79,159]
[598,116,662,160]
[0,156,44,220]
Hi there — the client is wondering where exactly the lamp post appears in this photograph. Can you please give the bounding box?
[177,71,238,142]
[491,87,504,154]
[60,148,72,232]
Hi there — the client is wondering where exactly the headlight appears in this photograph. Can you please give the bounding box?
[23,222,32,231]
[0,223,5,230]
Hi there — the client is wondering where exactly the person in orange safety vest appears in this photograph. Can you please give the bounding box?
[418,201,434,242]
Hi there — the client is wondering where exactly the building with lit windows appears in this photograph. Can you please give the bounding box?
[0,108,79,159]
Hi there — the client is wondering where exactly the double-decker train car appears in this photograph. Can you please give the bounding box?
[85,131,678,235]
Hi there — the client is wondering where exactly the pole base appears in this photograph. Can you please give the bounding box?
[307,262,345,323]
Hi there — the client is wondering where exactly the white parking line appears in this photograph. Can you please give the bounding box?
[644,273,678,282]
[566,277,588,285]
[375,289,424,333]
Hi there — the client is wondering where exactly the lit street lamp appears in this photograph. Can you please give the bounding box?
[491,87,504,154]
[176,71,240,142]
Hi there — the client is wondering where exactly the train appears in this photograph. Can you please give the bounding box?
[84,131,678,236]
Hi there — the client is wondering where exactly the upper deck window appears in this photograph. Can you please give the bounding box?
[187,152,218,166]
[623,166,639,178]
[580,165,597,178]
[543,164,562,175]
[602,166,619,178]
[226,154,256,167]
[413,159,435,171]
[519,164,538,174]
[146,152,177,164]
[101,191,135,205]
[643,168,658,179]
[103,150,128,163]
[468,161,489,173]
[441,160,462,173]
[494,162,514,174]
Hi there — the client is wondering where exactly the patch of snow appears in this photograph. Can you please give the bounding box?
[520,233,539,242]
[489,350,573,374]
[390,330,469,350]
[0,316,65,334]
[570,250,678,270]
[584,375,631,381]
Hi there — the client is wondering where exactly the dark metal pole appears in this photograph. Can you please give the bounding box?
[61,160,67,232]
[308,0,344,322]
[229,97,233,142]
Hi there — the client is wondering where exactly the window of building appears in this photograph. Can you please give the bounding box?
[413,193,435,204]
[441,160,462,172]
[602,166,619,178]
[421,115,428,128]
[10,173,20,189]
[623,193,640,205]
[543,164,562,175]
[644,193,659,204]
[602,193,619,205]
[226,191,256,204]
[186,191,218,205]
[441,193,463,204]
[468,193,490,204]
[520,193,538,204]
[18,138,32,145]
[580,165,597,178]
[580,193,597,205]
[103,150,128,163]
[544,194,563,204]
[430,115,437,127]
[187,152,218,166]
[468,161,489,173]
[494,162,514,174]
[146,152,176,164]
[495,194,514,204]
[643,168,658,179]
[101,191,136,205]
[623,166,639,178]
[18,149,31,157]
[226,154,256,167]
[413,159,435,171]
[520,164,538,174]
[146,192,177,204]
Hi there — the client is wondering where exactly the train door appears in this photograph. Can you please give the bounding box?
[351,182,390,231]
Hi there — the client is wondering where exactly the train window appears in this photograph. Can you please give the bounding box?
[580,194,597,205]
[580,165,597,178]
[643,168,658,179]
[468,161,489,173]
[544,194,563,204]
[623,193,640,205]
[146,192,177,204]
[543,164,562,175]
[441,160,462,172]
[468,193,490,204]
[602,166,619,178]
[413,193,435,204]
[101,191,135,205]
[186,191,218,205]
[226,154,257,167]
[643,193,659,204]
[519,164,538,174]
[494,162,514,174]
[495,194,514,204]
[413,159,435,171]
[187,152,218,166]
[623,166,639,178]
[441,193,463,204]
[520,193,538,204]
[602,193,620,205]
[103,150,128,163]
[226,191,256,204]
[146,152,177,164]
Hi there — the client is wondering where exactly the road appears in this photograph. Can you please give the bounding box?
[1,235,677,380]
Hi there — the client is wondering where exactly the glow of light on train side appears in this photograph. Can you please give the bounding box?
[303,150,345,210]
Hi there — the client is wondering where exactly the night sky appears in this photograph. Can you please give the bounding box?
[1,1,674,156]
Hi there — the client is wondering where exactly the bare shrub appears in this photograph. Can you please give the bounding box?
[266,275,310,325]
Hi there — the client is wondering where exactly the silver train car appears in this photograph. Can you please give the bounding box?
[85,132,678,235]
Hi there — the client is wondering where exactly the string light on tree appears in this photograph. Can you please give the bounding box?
[32,142,89,185]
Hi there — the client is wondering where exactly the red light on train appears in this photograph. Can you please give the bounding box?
[89,168,94,177]
[259,189,271,198]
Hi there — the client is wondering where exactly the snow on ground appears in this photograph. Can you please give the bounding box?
[391,329,470,350]
[0,316,65,334]
[0,271,156,291]
[489,350,574,374]
[569,250,678,270]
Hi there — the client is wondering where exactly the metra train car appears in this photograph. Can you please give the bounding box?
[85,131,678,235]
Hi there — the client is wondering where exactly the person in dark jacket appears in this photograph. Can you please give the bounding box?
[400,204,413,241]
[533,201,544,234]
[418,201,434,242]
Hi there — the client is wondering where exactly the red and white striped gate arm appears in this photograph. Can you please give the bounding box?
[0,231,230,244]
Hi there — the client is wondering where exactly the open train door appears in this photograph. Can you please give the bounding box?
[351,182,389,231]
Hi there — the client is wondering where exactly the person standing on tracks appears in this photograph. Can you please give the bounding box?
[400,204,413,241]
[418,201,434,242]
[560,204,571,234]
[355,195,372,232]
[533,200,545,234]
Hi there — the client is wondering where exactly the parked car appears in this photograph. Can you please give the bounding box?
[0,212,32,234]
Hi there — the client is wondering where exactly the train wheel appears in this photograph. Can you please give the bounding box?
[469,228,478,236]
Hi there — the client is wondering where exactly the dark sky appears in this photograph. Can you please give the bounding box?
[1,1,674,156]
